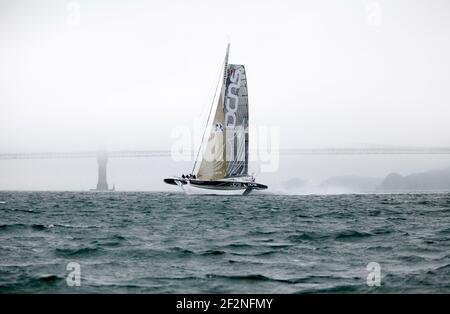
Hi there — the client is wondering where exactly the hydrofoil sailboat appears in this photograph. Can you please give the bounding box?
[164,44,268,195]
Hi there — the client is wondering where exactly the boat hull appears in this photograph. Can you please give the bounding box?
[163,178,268,195]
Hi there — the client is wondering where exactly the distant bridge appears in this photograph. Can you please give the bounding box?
[0,150,168,160]
[2,147,450,160]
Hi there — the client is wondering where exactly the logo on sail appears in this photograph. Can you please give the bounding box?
[225,66,243,128]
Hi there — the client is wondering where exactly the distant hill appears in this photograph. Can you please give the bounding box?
[320,175,382,193]
[377,168,450,192]
[281,167,450,194]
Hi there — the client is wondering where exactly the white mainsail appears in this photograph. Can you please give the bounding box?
[195,44,249,180]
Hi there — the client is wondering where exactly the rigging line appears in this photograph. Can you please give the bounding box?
[191,59,225,174]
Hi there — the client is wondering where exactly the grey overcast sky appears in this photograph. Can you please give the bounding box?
[2,0,450,152]
[1,0,450,190]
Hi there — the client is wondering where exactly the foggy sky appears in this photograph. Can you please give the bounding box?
[1,0,450,190]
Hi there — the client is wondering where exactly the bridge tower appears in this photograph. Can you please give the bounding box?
[96,150,109,191]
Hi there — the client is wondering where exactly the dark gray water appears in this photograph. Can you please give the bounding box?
[0,191,449,293]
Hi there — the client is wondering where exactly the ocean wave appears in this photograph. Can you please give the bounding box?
[36,274,62,283]
[203,273,355,286]
[0,207,34,213]
[254,230,372,243]
[245,230,278,236]
[54,223,99,229]
[299,284,361,294]
[428,263,450,273]
[334,230,372,241]
[223,243,254,249]
[170,247,196,256]
[31,224,48,231]
[54,246,101,257]
[397,255,428,263]
[0,223,53,231]
[286,232,327,241]
[229,250,278,257]
[370,228,393,235]
[438,227,450,235]
[200,250,226,256]
[0,278,64,293]
[205,273,276,282]
[365,245,394,252]
[89,234,127,247]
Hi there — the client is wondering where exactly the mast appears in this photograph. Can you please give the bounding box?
[191,43,230,175]
[222,42,230,98]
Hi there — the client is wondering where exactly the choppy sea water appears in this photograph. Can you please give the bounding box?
[0,191,449,293]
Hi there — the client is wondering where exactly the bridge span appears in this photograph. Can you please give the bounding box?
[2,147,450,160]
